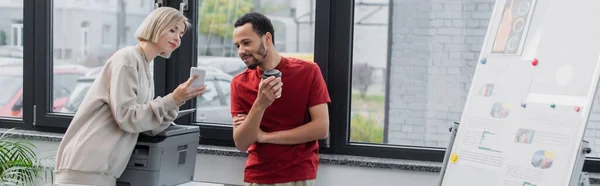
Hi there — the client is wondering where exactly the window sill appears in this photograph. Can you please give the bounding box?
[197,144,441,172]
[2,127,600,184]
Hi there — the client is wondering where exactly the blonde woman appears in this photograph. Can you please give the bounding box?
[54,7,205,186]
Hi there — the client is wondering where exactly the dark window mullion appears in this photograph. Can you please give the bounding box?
[314,0,332,153]
[32,0,69,129]
[21,0,35,129]
[163,0,197,126]
[325,0,354,154]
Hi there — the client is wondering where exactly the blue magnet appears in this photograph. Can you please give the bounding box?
[521,103,526,108]
[480,58,487,64]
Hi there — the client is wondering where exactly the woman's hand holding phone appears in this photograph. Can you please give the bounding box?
[172,75,206,105]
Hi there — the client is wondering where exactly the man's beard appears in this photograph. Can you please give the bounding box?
[246,43,268,70]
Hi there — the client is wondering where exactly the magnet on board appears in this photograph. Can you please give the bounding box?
[521,103,526,108]
[550,103,556,108]
[575,106,581,112]
[450,153,458,164]
[480,58,487,65]
[532,58,539,66]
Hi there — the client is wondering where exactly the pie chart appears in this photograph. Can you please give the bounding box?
[531,150,554,169]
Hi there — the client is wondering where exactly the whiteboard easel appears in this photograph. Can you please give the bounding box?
[436,0,600,185]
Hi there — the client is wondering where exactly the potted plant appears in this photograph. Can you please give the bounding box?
[0,128,54,185]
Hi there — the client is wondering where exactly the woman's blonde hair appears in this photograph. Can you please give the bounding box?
[135,7,191,58]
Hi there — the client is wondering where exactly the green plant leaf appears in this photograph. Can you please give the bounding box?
[0,128,45,185]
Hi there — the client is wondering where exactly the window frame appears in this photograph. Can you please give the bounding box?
[324,0,447,161]
[3,0,600,175]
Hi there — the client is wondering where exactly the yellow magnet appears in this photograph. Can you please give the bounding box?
[450,153,458,163]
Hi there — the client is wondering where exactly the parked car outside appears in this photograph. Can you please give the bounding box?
[60,65,233,125]
[0,64,89,117]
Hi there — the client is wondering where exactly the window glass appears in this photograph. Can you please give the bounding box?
[0,2,23,118]
[0,76,23,118]
[197,80,220,107]
[196,0,316,125]
[216,80,231,105]
[350,1,491,148]
[53,0,154,113]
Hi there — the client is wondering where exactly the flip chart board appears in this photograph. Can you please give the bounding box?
[440,0,600,185]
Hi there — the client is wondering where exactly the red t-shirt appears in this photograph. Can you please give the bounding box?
[230,57,331,184]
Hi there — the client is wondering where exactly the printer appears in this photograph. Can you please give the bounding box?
[116,124,200,186]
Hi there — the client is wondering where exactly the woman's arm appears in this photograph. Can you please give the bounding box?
[108,64,181,133]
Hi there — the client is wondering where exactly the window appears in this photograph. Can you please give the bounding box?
[0,7,24,120]
[350,1,389,145]
[195,0,316,126]
[53,1,154,116]
[346,0,495,157]
[11,23,23,47]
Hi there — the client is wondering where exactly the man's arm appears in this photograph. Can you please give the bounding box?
[259,103,329,145]
[233,103,267,152]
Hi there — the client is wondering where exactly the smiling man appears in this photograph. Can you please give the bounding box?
[229,12,331,186]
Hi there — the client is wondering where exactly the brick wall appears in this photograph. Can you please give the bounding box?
[388,0,495,147]
[387,0,600,157]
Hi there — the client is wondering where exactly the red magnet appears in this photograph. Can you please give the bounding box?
[575,106,581,112]
[532,58,539,66]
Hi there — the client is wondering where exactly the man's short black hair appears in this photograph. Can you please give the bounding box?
[234,12,275,45]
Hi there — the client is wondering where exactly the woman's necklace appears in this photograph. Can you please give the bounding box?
[137,45,153,89]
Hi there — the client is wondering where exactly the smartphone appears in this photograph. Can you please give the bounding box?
[190,67,206,88]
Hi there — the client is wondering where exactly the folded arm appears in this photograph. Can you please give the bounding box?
[259,103,329,145]
[232,102,267,152]
[109,64,181,134]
